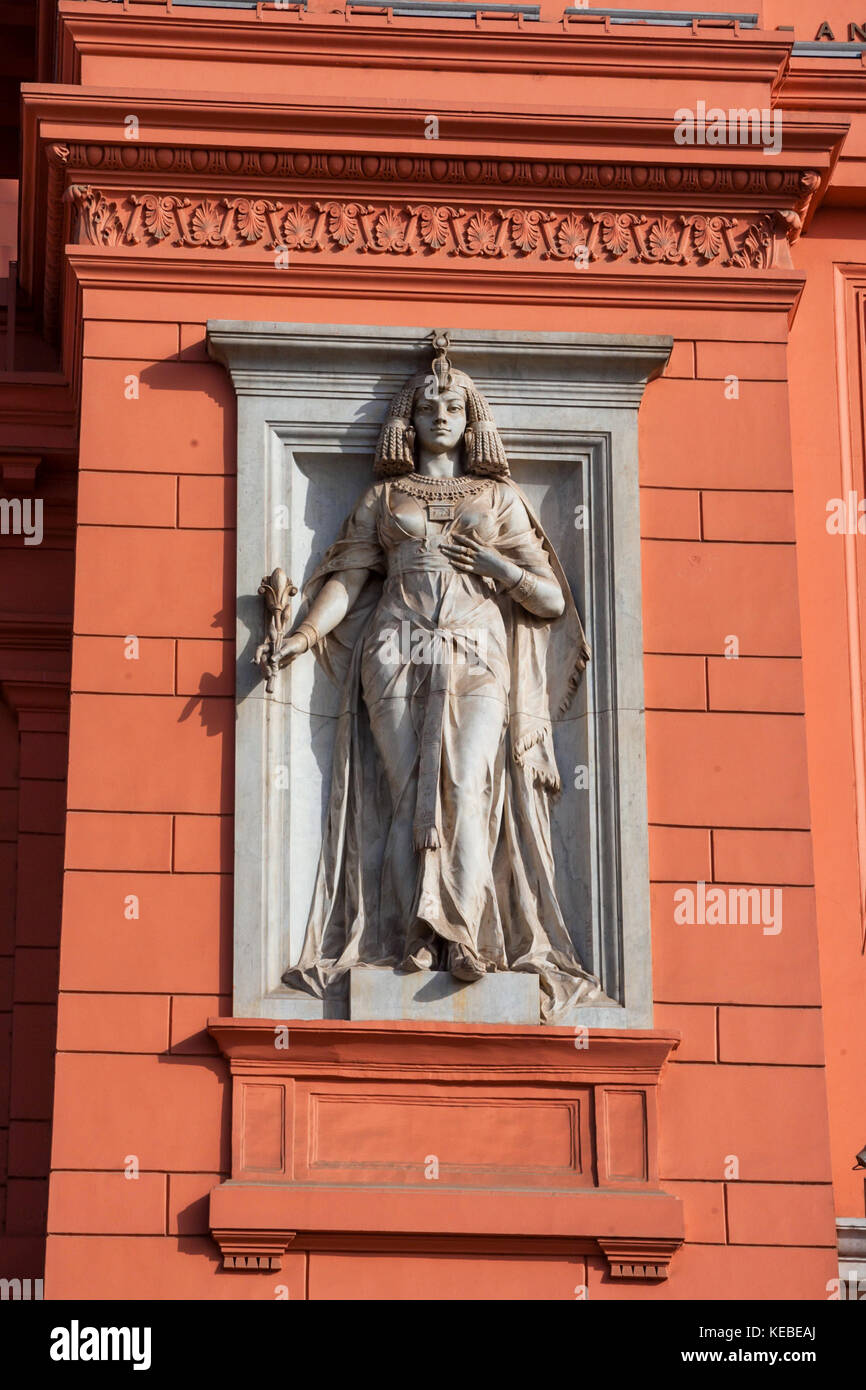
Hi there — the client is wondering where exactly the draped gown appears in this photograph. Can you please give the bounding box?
[282,473,605,1020]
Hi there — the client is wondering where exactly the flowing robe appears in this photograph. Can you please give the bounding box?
[282,474,605,1020]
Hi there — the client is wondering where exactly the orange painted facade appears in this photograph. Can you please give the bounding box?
[1,0,865,1301]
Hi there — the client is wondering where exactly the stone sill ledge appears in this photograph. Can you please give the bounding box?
[208,1018,683,1280]
[208,1017,681,1080]
[210,1180,684,1278]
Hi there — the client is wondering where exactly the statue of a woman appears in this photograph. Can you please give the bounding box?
[273,334,604,1021]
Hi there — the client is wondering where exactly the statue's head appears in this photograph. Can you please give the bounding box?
[374,332,509,479]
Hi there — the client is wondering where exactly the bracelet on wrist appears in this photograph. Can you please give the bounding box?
[506,569,538,603]
[296,620,321,651]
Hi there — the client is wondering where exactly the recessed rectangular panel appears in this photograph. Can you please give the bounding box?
[604,1088,647,1182]
[311,1094,580,1178]
[241,1082,285,1174]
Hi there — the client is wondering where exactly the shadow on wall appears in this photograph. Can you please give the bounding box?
[138,361,237,474]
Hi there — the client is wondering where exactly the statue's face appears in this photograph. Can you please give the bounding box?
[412,387,467,454]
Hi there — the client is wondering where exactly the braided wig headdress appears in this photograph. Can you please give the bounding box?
[374,331,509,479]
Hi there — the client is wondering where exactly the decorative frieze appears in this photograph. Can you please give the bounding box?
[67,185,793,269]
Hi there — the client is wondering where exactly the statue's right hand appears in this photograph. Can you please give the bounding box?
[276,632,311,668]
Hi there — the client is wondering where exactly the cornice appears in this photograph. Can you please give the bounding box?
[66,245,807,319]
[18,68,842,376]
[18,90,845,317]
[60,140,825,209]
[0,675,71,731]
[57,6,794,86]
[0,375,80,454]
[206,321,674,406]
[23,86,848,166]
[0,615,73,656]
[780,57,866,113]
[774,66,865,203]
[19,85,845,319]
[208,1016,681,1079]
[24,115,827,356]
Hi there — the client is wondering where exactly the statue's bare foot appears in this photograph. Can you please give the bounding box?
[448,944,486,982]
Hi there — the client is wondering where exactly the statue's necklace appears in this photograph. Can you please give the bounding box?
[393,473,490,523]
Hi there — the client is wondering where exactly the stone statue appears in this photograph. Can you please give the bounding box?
[265,332,604,1021]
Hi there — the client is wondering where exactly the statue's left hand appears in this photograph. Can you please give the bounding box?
[439,534,521,587]
[276,632,311,668]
